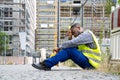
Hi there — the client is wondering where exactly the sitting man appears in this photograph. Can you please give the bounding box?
[32,23,101,70]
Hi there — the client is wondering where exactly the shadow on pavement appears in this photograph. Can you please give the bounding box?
[51,69,81,71]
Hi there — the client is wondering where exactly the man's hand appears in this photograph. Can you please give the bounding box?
[66,29,72,40]
[53,47,61,53]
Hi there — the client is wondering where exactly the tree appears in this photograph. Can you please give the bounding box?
[105,0,115,16]
[118,0,120,4]
[0,32,9,55]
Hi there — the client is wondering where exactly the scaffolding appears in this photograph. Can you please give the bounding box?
[36,0,57,53]
[83,0,110,38]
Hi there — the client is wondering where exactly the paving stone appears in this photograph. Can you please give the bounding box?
[0,65,119,80]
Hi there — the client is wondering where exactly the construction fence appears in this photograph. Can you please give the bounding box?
[110,28,120,63]
[0,56,33,65]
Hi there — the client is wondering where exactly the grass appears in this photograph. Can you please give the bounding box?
[97,52,120,75]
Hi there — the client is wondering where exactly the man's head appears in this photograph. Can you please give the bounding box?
[70,23,83,37]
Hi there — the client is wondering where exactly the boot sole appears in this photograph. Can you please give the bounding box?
[32,64,51,71]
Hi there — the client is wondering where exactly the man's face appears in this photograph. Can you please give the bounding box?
[71,27,80,37]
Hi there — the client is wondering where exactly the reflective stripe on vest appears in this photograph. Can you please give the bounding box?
[82,50,100,57]
[78,30,101,68]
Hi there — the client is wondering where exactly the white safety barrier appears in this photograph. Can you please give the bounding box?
[110,28,120,62]
[40,48,46,62]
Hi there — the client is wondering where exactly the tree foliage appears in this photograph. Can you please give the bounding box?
[118,0,120,4]
[105,0,115,15]
[0,32,9,55]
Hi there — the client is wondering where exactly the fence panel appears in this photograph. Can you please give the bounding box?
[110,28,120,62]
[0,56,33,64]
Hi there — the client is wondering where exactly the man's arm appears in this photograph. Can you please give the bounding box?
[53,29,72,53]
[61,31,94,49]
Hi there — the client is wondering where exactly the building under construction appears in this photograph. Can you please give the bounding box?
[0,0,36,56]
[36,0,111,53]
[36,0,58,53]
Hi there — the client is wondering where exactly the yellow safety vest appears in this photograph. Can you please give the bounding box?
[78,30,101,68]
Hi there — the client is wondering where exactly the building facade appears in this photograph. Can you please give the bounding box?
[36,0,58,53]
[36,0,110,53]
[0,0,36,56]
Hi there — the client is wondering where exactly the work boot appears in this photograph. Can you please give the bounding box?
[32,62,51,70]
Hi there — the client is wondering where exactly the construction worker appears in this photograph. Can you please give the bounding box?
[32,23,101,70]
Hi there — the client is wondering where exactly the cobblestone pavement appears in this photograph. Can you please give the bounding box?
[0,65,119,80]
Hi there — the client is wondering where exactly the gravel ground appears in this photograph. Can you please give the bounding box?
[0,65,119,80]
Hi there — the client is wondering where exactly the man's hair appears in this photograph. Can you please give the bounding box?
[70,23,80,29]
